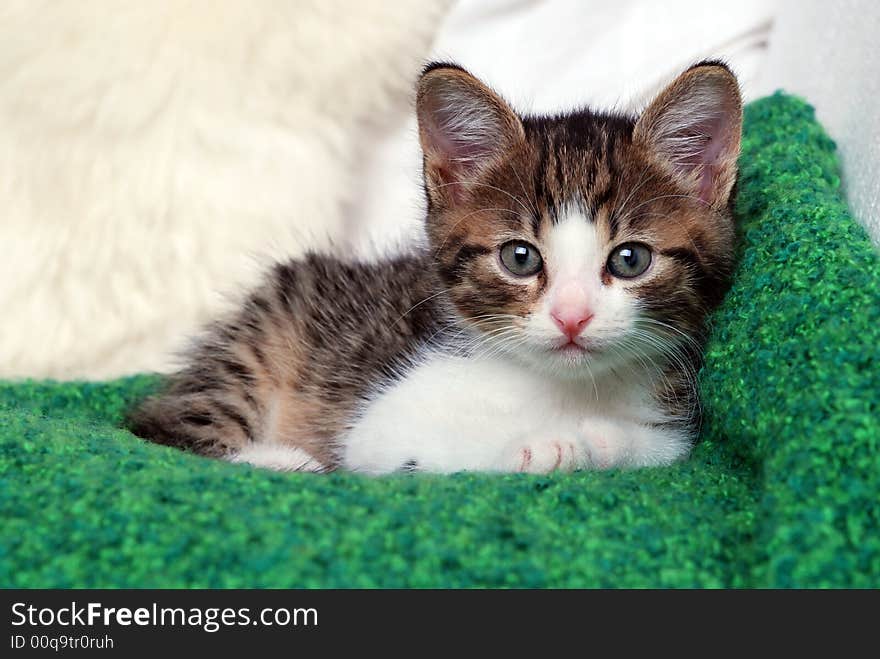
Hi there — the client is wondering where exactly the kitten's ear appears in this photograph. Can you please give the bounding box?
[417,63,525,204]
[634,62,743,209]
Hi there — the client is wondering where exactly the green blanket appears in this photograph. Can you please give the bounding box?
[2,94,878,588]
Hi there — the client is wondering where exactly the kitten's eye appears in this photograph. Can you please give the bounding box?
[607,243,652,279]
[499,241,543,277]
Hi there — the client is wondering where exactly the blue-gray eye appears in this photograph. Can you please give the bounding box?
[607,243,652,278]
[500,241,543,276]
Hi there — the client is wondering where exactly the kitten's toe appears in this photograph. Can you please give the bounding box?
[502,437,581,474]
[579,419,629,469]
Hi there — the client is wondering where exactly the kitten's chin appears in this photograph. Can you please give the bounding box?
[505,342,618,381]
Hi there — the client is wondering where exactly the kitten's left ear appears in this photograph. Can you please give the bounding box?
[634,61,743,209]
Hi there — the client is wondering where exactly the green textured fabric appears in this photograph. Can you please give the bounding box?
[1,93,878,588]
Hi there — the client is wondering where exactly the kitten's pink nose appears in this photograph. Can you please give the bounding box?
[551,282,593,340]
[551,310,593,340]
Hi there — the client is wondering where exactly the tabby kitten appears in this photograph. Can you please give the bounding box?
[129,61,742,475]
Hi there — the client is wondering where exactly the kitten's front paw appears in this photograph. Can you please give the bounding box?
[579,418,630,469]
[500,436,583,474]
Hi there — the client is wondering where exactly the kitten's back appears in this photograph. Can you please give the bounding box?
[129,252,445,466]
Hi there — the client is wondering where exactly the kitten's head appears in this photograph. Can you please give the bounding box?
[416,61,742,378]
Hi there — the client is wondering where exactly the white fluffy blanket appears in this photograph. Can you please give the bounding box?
[0,0,449,378]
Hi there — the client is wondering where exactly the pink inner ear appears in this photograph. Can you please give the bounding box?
[698,117,729,203]
[422,106,500,205]
[424,106,496,182]
[425,123,478,203]
[672,112,733,204]
[636,66,742,207]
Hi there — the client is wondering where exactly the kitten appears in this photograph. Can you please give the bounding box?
[129,60,742,475]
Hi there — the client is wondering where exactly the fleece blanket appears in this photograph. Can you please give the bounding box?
[1,93,878,588]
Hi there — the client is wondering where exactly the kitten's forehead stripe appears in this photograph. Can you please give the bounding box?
[553,138,566,211]
[522,115,638,234]
[533,135,555,222]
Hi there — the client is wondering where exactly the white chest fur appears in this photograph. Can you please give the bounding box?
[342,351,692,474]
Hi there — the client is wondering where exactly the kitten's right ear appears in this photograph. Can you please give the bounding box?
[417,63,524,205]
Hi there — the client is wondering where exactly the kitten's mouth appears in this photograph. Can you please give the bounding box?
[553,340,592,356]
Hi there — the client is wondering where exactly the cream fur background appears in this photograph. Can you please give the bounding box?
[0,0,450,379]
